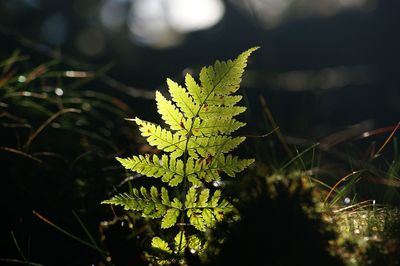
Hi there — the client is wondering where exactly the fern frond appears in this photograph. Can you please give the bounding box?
[189,135,246,157]
[183,155,242,185]
[102,186,182,222]
[209,190,221,208]
[152,237,172,254]
[199,47,259,97]
[188,235,202,253]
[196,117,245,135]
[167,78,197,118]
[198,105,246,121]
[185,186,197,208]
[161,208,180,229]
[106,48,258,261]
[135,118,185,157]
[187,208,206,231]
[206,94,243,107]
[117,155,184,185]
[174,231,187,254]
[212,154,255,178]
[185,73,204,105]
[183,187,234,232]
[155,91,187,133]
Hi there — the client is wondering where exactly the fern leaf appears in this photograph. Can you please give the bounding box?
[167,78,197,118]
[174,231,187,254]
[161,208,180,229]
[161,187,170,205]
[185,73,204,105]
[185,186,197,208]
[209,190,221,208]
[202,208,216,228]
[189,136,246,157]
[206,94,243,107]
[198,105,246,119]
[199,47,258,97]
[167,159,184,186]
[102,186,185,222]
[171,198,183,209]
[155,91,187,133]
[150,186,159,202]
[187,209,206,232]
[185,154,253,183]
[152,237,172,254]
[213,207,225,222]
[134,118,185,157]
[188,235,202,252]
[197,117,245,135]
[215,154,254,177]
[102,193,140,211]
[140,186,149,199]
[198,189,209,208]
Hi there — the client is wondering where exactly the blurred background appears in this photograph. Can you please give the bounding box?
[1,0,399,137]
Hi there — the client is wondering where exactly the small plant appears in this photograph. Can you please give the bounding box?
[102,47,258,264]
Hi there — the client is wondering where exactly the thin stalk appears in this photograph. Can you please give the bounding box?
[32,211,107,255]
[10,231,28,262]
[24,108,81,150]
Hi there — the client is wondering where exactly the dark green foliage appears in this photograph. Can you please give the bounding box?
[0,51,137,265]
[206,174,344,266]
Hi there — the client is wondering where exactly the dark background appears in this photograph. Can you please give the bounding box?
[1,0,399,138]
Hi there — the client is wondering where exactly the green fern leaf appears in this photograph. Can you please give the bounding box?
[151,203,167,218]
[115,155,184,187]
[174,231,187,254]
[171,198,183,209]
[152,237,172,254]
[187,209,206,232]
[134,118,185,157]
[102,193,139,211]
[185,187,197,208]
[200,47,259,96]
[188,235,202,252]
[209,190,221,208]
[140,186,149,199]
[206,94,243,107]
[102,186,185,221]
[198,189,209,208]
[185,73,203,105]
[155,90,187,133]
[161,208,180,229]
[150,186,159,202]
[167,78,197,118]
[198,105,246,120]
[197,117,245,135]
[161,187,170,205]
[202,208,216,228]
[186,155,254,183]
[216,155,255,177]
[189,135,246,158]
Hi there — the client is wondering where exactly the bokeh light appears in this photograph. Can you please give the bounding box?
[100,0,129,31]
[126,0,224,48]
